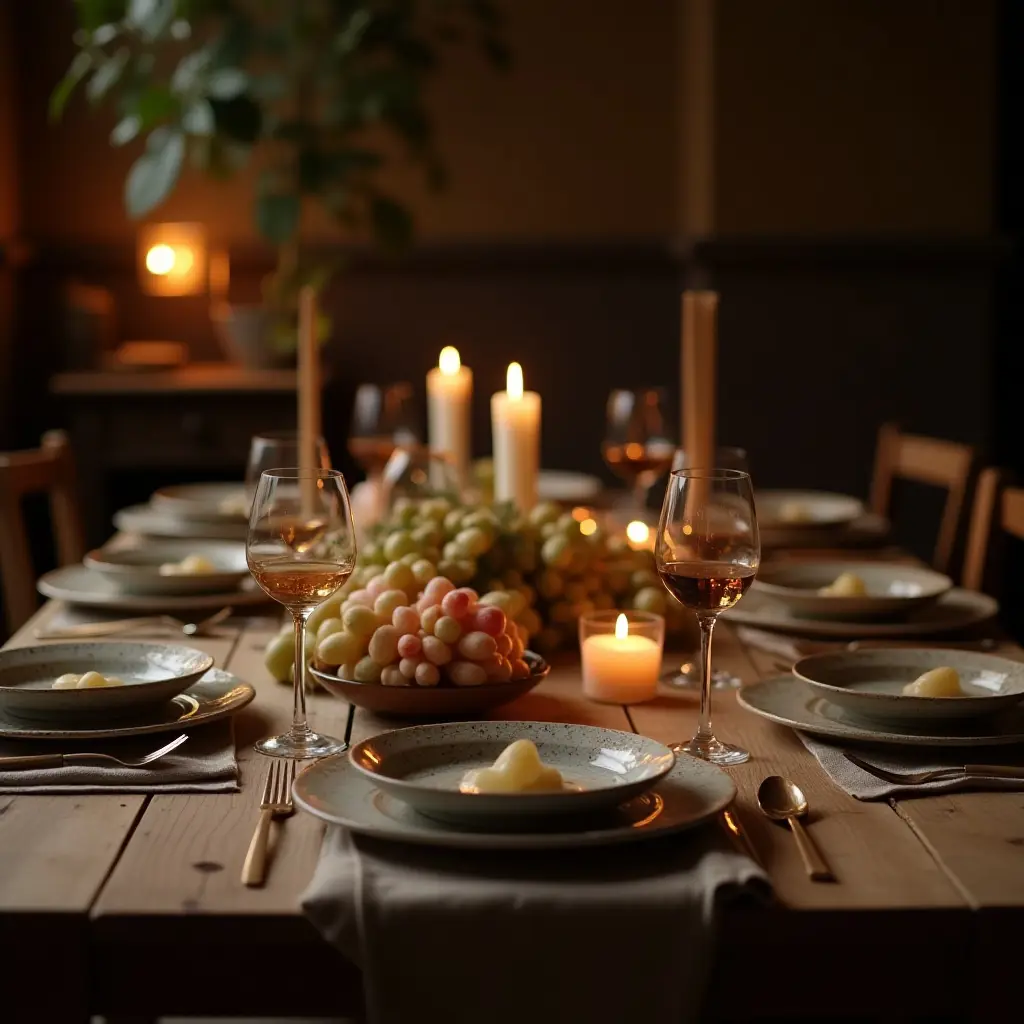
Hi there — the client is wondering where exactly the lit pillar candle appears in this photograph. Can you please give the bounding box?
[490,362,540,511]
[582,613,662,704]
[426,346,472,491]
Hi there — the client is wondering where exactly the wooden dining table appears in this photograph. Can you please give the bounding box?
[2,580,1023,1022]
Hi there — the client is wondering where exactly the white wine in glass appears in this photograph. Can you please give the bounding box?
[247,468,355,759]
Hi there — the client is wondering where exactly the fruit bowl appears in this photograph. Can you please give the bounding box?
[309,651,550,718]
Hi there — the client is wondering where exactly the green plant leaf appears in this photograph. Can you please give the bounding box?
[256,192,300,245]
[125,126,185,217]
[171,49,212,94]
[110,115,141,145]
[49,51,93,121]
[182,100,214,135]
[127,0,176,41]
[206,67,248,99]
[211,16,251,66]
[335,9,372,55]
[75,0,126,32]
[370,194,413,249]
[210,95,262,143]
[91,23,120,46]
[87,47,130,104]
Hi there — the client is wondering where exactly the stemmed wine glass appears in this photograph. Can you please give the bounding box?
[247,468,356,759]
[656,468,760,765]
[602,389,676,512]
[245,431,331,504]
[348,383,420,482]
[661,446,750,692]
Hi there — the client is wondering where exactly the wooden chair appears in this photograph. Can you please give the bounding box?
[962,468,1024,595]
[0,430,85,633]
[870,422,976,575]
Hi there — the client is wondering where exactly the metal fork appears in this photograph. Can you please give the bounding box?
[35,605,234,640]
[242,758,297,887]
[0,733,188,770]
[844,752,1024,786]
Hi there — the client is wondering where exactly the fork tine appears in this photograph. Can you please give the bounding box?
[284,759,297,807]
[142,733,189,763]
[261,760,278,805]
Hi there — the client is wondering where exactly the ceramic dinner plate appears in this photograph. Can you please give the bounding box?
[151,482,249,520]
[114,504,248,541]
[37,564,270,612]
[537,470,602,503]
[792,649,1024,723]
[752,561,952,621]
[723,586,998,638]
[738,674,1024,747]
[0,668,255,740]
[294,750,736,850]
[349,721,676,823]
[0,641,214,720]
[756,490,865,530]
[760,512,890,551]
[84,539,249,596]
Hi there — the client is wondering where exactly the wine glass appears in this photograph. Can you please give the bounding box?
[656,468,760,765]
[245,431,331,504]
[662,446,750,692]
[602,389,676,512]
[348,383,420,482]
[247,468,356,759]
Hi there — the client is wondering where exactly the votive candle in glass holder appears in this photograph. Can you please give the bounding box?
[579,610,665,704]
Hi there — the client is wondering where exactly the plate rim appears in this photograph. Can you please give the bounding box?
[755,489,866,528]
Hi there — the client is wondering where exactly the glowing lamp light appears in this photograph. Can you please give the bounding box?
[626,520,650,548]
[507,361,524,401]
[438,346,461,375]
[615,613,629,640]
[137,222,207,296]
[579,517,598,536]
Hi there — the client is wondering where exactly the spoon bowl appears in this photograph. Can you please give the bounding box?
[757,774,834,881]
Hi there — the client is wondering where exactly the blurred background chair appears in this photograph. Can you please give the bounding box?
[870,422,976,576]
[962,467,1024,598]
[0,429,85,633]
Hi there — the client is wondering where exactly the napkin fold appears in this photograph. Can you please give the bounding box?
[799,733,1024,800]
[0,720,238,793]
[303,825,768,1024]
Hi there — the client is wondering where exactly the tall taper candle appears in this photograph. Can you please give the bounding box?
[681,290,718,473]
[491,362,540,511]
[427,346,472,491]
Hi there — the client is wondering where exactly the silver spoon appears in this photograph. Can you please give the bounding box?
[757,775,835,882]
[34,606,234,641]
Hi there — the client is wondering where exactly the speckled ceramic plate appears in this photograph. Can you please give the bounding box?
[756,490,865,530]
[309,651,550,718]
[760,512,890,550]
[0,641,214,720]
[752,562,952,621]
[84,539,250,596]
[37,565,270,612]
[294,748,735,849]
[0,669,254,740]
[114,504,248,540]
[349,721,676,823]
[793,649,1024,723]
[723,586,998,638]
[738,675,1024,747]
[151,482,249,520]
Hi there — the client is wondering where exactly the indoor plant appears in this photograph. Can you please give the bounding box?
[53,0,508,364]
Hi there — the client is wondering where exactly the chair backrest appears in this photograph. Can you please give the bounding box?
[870,422,976,575]
[962,468,1024,595]
[0,430,85,633]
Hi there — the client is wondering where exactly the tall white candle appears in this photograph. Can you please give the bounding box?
[426,346,472,492]
[491,362,540,511]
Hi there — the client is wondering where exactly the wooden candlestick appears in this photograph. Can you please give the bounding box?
[681,290,718,472]
[297,286,320,511]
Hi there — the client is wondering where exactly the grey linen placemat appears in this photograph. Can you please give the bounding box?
[303,825,768,1024]
[0,720,239,793]
[799,733,1024,800]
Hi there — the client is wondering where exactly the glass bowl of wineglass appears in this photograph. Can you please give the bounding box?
[247,468,356,759]
[602,388,676,513]
[348,383,420,485]
[245,431,331,505]
[656,467,760,765]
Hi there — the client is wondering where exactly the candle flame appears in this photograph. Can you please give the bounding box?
[439,346,461,375]
[615,613,629,640]
[145,244,177,275]
[626,520,649,546]
[579,517,597,536]
[507,361,523,400]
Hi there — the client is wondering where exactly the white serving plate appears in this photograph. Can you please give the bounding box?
[792,649,1024,723]
[723,586,998,639]
[38,565,270,612]
[0,669,254,740]
[84,540,249,596]
[0,641,214,721]
[151,482,249,520]
[752,561,952,621]
[114,504,248,541]
[349,721,675,823]
[294,750,735,850]
[756,490,865,530]
[738,675,1024,747]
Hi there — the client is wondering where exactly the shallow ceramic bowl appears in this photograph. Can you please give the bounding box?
[752,562,952,621]
[0,642,215,721]
[151,482,249,520]
[756,490,865,530]
[792,649,1024,723]
[348,720,675,825]
[84,540,250,596]
[309,651,550,718]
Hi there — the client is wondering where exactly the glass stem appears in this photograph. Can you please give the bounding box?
[291,609,312,741]
[695,612,717,744]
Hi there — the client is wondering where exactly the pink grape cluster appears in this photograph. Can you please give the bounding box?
[315,573,531,688]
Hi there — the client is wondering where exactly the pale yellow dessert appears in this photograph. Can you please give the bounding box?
[218,493,249,516]
[159,553,217,576]
[819,571,868,597]
[52,671,125,690]
[902,666,963,697]
[779,501,813,524]
[460,739,564,794]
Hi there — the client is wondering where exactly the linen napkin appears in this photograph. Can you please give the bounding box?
[0,720,238,793]
[799,733,1024,800]
[303,825,769,1024]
